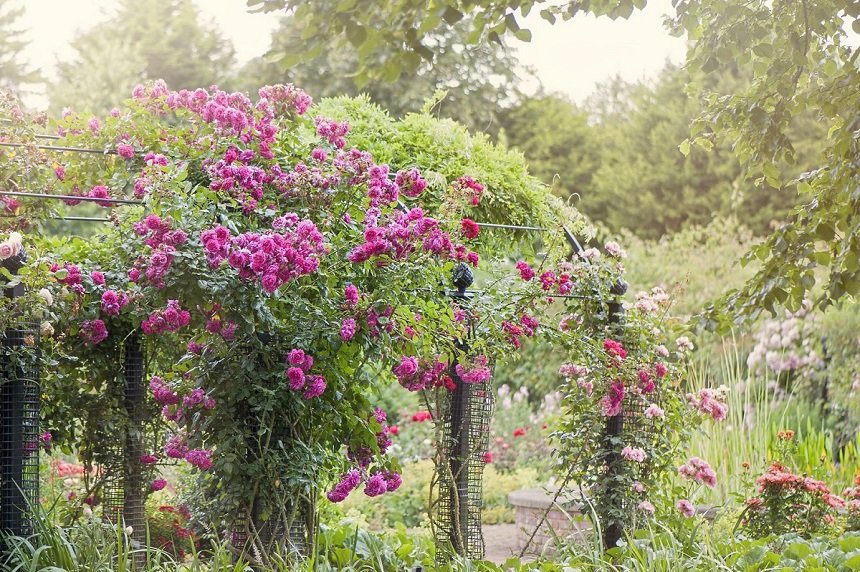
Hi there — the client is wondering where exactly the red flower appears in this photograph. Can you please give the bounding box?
[412,410,432,422]
[603,338,627,360]
[389,425,399,435]
[460,218,480,239]
[483,451,493,463]
[513,427,526,437]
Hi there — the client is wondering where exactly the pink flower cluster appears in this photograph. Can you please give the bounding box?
[326,469,361,502]
[601,380,625,416]
[101,290,130,316]
[453,176,484,206]
[395,168,427,198]
[88,185,114,207]
[678,457,717,488]
[454,355,492,384]
[185,449,213,471]
[314,117,349,148]
[347,207,463,264]
[80,319,108,345]
[516,260,535,281]
[603,338,627,360]
[53,262,84,296]
[285,349,326,399]
[677,499,695,518]
[502,314,539,349]
[686,387,728,421]
[130,215,187,288]
[150,376,179,405]
[141,300,191,335]
[621,446,646,463]
[559,363,593,395]
[257,84,312,117]
[202,220,327,293]
[340,318,357,341]
[392,356,446,392]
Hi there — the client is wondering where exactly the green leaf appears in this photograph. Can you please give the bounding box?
[679,138,691,157]
[346,23,367,47]
[442,6,464,24]
[514,28,532,42]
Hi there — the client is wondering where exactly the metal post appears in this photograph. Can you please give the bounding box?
[0,250,39,541]
[601,280,627,550]
[437,262,492,560]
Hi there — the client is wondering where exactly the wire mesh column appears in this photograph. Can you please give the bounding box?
[101,330,147,549]
[228,338,313,563]
[435,262,493,560]
[600,280,627,550]
[0,251,40,541]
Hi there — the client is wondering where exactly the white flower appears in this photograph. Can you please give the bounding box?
[604,241,626,258]
[8,231,22,251]
[124,526,134,535]
[38,288,53,306]
[83,506,93,517]
[676,336,694,352]
[644,404,665,419]
[579,247,601,260]
[40,322,54,337]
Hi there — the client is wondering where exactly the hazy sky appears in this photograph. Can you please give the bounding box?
[17,0,686,108]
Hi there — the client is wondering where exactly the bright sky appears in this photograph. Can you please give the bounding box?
[16,0,686,108]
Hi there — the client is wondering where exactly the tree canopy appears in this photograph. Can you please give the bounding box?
[0,0,40,94]
[49,0,235,114]
[248,0,860,324]
[238,14,526,134]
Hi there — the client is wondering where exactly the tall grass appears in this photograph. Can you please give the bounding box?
[686,335,859,506]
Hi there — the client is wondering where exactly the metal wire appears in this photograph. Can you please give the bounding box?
[0,141,117,155]
[0,191,142,206]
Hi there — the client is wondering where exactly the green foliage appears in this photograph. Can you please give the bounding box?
[675,1,860,325]
[498,94,598,204]
[48,0,235,114]
[622,217,758,318]
[240,15,527,134]
[312,95,591,238]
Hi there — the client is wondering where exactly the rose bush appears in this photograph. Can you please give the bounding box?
[1,82,596,558]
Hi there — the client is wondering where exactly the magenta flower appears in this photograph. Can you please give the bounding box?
[185,449,212,471]
[344,284,359,307]
[363,472,387,497]
[287,367,305,391]
[677,499,695,518]
[326,469,361,503]
[80,319,108,345]
[340,318,357,341]
[117,143,135,159]
[517,260,535,282]
[151,478,167,492]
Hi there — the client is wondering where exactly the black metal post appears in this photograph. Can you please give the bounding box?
[602,280,627,550]
[0,250,39,541]
[449,263,473,556]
